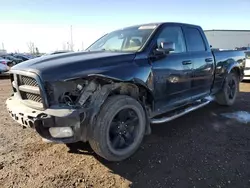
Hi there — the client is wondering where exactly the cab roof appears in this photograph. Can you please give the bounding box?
[121,22,201,30]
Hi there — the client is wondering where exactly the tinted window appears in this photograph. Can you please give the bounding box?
[184,27,206,52]
[156,26,186,53]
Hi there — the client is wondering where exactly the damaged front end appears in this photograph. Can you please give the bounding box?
[44,78,124,142]
[6,72,126,143]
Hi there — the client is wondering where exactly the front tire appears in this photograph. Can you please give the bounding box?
[89,95,146,161]
[215,71,239,106]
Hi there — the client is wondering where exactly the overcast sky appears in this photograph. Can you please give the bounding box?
[0,0,250,53]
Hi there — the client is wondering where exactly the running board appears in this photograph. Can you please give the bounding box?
[150,100,211,124]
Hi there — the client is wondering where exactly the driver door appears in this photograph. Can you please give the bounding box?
[150,25,193,112]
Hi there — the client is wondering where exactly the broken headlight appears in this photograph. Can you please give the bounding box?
[45,79,87,106]
[45,79,98,107]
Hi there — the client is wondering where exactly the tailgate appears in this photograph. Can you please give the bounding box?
[246,59,250,68]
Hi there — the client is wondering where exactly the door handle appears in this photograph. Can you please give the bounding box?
[205,58,213,63]
[182,60,192,65]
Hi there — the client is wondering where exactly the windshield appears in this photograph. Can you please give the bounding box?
[86,25,157,52]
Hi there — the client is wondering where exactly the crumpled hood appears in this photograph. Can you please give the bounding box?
[11,51,136,81]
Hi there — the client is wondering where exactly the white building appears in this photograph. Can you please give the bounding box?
[204,30,250,50]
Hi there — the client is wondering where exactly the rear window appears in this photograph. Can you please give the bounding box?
[184,27,206,52]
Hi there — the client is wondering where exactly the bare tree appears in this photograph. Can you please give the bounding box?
[35,47,39,55]
[27,42,35,54]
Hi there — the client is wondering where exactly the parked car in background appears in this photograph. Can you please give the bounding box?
[0,57,13,66]
[1,55,23,65]
[235,47,250,51]
[13,54,33,62]
[25,54,37,59]
[0,58,10,74]
[244,51,250,80]
[211,48,230,51]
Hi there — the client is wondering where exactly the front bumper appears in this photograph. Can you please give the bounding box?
[243,69,250,80]
[6,95,85,143]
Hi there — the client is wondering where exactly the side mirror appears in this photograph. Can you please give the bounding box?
[160,41,175,52]
[155,41,175,56]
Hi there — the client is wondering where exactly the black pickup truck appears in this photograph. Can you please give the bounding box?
[6,22,245,161]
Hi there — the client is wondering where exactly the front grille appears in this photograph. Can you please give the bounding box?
[15,73,46,108]
[19,75,38,87]
[20,91,43,103]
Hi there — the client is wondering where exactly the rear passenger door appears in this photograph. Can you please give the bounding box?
[183,26,214,99]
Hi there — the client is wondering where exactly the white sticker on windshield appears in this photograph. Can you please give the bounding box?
[138,25,157,30]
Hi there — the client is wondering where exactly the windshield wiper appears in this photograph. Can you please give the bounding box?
[105,49,121,52]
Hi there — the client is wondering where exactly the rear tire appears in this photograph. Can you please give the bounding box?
[215,71,239,106]
[89,95,146,161]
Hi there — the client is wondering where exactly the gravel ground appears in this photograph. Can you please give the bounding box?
[0,78,250,188]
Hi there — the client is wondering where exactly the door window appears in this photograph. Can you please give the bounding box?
[184,27,206,52]
[156,26,186,53]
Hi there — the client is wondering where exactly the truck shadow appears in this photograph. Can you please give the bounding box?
[66,142,94,156]
[0,75,10,79]
[67,90,250,187]
[242,80,250,83]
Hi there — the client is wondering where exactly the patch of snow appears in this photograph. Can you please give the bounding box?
[221,111,250,124]
[205,96,214,102]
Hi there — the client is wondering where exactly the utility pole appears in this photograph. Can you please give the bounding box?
[2,42,4,50]
[81,41,84,51]
[67,42,70,50]
[70,25,73,51]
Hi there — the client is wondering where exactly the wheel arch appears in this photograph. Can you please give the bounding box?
[82,75,154,140]
[229,66,241,80]
[85,74,154,108]
[225,61,242,81]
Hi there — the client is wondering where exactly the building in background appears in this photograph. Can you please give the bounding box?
[204,30,250,50]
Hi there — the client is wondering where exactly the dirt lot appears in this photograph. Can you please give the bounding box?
[0,78,250,188]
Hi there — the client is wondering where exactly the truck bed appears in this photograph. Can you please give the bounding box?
[211,49,245,93]
[244,51,250,80]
